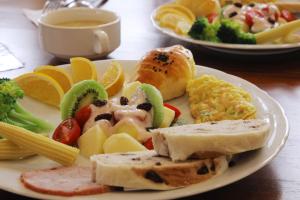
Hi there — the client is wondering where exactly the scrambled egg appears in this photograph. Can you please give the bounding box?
[187,75,256,123]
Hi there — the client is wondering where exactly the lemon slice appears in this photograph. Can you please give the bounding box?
[175,20,192,35]
[159,13,191,32]
[156,3,195,22]
[176,0,221,17]
[14,73,64,108]
[70,57,98,83]
[101,61,125,97]
[34,65,73,93]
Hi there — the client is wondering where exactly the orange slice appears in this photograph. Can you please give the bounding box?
[101,61,125,97]
[34,65,73,93]
[14,73,64,108]
[70,57,98,83]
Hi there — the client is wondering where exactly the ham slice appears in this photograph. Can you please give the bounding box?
[20,166,109,196]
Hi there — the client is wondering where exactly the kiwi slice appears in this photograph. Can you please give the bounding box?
[140,83,164,128]
[61,80,108,120]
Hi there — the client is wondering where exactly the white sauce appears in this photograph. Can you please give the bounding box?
[82,93,153,143]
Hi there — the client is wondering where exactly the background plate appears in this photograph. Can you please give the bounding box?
[0,60,288,200]
[151,10,300,55]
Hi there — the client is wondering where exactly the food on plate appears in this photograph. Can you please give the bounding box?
[14,72,64,108]
[0,78,53,133]
[0,122,79,166]
[134,45,195,101]
[78,124,108,157]
[100,61,125,97]
[139,84,164,128]
[152,119,270,161]
[154,3,196,34]
[91,150,229,190]
[21,166,110,196]
[256,19,300,44]
[155,1,300,44]
[122,81,142,99]
[187,74,256,123]
[159,106,176,128]
[60,80,108,120]
[34,65,73,93]
[0,139,35,160]
[54,79,173,157]
[70,57,98,83]
[103,133,147,153]
[52,118,81,145]
[176,0,221,17]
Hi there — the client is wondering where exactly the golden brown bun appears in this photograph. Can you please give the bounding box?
[134,45,195,101]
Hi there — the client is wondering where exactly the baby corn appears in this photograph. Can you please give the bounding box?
[0,122,79,166]
[0,139,35,160]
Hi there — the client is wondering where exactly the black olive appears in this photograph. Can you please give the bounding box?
[93,99,107,107]
[229,12,238,18]
[94,113,112,121]
[144,170,164,183]
[197,165,209,175]
[137,102,152,111]
[248,3,255,7]
[234,2,242,8]
[120,96,129,105]
[267,17,276,24]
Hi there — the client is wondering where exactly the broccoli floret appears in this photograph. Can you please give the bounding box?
[217,19,256,44]
[188,17,209,40]
[0,78,53,134]
[188,17,219,42]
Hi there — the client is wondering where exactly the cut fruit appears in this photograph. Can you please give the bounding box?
[156,3,196,22]
[78,124,108,158]
[103,133,147,154]
[70,57,98,83]
[159,107,175,128]
[122,81,142,99]
[113,119,140,140]
[100,61,125,97]
[34,65,73,93]
[60,80,108,120]
[140,84,164,128]
[159,13,189,30]
[156,8,193,24]
[176,0,221,17]
[14,73,64,108]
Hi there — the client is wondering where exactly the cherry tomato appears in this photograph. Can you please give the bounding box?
[245,9,265,27]
[144,138,154,150]
[163,103,181,120]
[75,105,92,128]
[207,13,218,24]
[53,118,81,145]
[281,10,296,22]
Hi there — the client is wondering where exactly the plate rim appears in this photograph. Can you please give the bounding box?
[0,59,289,200]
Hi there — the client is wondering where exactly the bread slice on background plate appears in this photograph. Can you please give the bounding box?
[151,119,270,162]
[91,151,229,190]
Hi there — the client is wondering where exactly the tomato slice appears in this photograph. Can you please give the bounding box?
[163,103,181,120]
[207,13,218,24]
[143,138,154,150]
[75,105,92,128]
[281,10,296,22]
[245,9,265,27]
[53,118,81,145]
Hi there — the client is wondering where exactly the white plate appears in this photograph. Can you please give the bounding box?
[151,10,300,55]
[0,60,289,200]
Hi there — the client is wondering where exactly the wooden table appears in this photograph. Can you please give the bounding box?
[1,0,300,199]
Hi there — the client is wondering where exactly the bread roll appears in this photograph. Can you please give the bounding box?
[133,45,195,101]
[151,119,270,161]
[91,150,229,190]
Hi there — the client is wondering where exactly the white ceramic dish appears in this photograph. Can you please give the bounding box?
[151,10,300,55]
[0,60,288,200]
